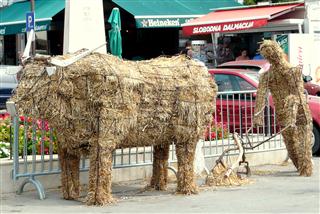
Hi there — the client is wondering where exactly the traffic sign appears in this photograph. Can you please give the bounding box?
[26,12,35,32]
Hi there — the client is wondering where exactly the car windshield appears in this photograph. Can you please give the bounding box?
[243,72,259,84]
[218,65,261,72]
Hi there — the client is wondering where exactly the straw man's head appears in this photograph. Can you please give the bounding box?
[259,40,286,64]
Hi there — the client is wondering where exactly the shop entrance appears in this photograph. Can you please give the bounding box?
[122,28,180,60]
[3,35,16,65]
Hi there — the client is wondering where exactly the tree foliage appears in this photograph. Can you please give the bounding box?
[243,0,256,5]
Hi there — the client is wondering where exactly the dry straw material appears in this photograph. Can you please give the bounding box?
[253,40,313,177]
[11,53,217,205]
[206,164,250,186]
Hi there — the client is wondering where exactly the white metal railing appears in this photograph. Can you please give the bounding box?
[6,90,285,199]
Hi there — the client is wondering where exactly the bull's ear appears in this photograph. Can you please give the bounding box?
[46,67,57,76]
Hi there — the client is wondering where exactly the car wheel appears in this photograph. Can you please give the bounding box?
[312,125,320,155]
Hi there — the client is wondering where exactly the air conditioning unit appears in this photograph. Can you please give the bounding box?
[257,1,271,6]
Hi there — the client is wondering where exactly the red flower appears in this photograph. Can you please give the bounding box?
[0,113,10,120]
[37,120,50,131]
[37,144,50,155]
[210,132,216,140]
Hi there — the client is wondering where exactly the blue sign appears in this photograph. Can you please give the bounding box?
[26,12,35,32]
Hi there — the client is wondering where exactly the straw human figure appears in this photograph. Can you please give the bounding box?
[253,40,313,176]
[11,53,217,205]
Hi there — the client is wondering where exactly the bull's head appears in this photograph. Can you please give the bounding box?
[10,60,72,121]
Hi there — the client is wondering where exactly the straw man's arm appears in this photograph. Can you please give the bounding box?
[253,72,269,126]
[283,95,300,126]
[285,66,311,126]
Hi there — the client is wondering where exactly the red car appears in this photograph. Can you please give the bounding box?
[209,68,320,155]
[218,60,320,97]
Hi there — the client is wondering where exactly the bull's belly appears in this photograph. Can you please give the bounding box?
[119,118,175,148]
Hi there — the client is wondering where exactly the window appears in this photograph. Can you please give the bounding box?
[214,74,233,92]
[234,76,256,91]
[213,73,256,100]
[35,31,49,55]
[0,37,3,64]
[214,74,235,100]
[243,73,259,85]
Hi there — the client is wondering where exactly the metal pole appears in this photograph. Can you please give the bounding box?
[9,122,13,159]
[298,24,302,34]
[13,116,19,181]
[30,0,36,56]
[211,33,217,67]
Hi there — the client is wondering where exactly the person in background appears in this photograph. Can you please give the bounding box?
[216,43,224,65]
[216,43,234,64]
[222,47,234,63]
[236,49,250,61]
[253,52,264,60]
[181,41,193,58]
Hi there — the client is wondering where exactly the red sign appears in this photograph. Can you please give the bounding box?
[183,19,268,35]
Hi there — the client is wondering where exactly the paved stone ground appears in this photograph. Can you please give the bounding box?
[1,158,319,213]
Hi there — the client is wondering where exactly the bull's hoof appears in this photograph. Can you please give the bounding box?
[62,191,80,200]
[176,185,199,195]
[63,195,79,200]
[85,195,116,206]
[147,184,168,191]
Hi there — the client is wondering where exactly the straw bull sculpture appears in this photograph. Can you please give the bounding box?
[11,53,217,205]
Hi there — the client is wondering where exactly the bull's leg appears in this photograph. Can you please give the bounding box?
[150,144,170,190]
[86,142,115,206]
[175,141,198,194]
[58,146,80,200]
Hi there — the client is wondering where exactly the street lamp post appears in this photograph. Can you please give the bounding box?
[30,0,35,56]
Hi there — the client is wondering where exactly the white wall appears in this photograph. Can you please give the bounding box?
[0,0,24,7]
[304,0,320,84]
[63,0,107,54]
[288,34,312,75]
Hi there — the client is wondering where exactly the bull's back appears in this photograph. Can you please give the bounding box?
[95,55,217,146]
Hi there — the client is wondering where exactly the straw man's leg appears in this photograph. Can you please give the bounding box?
[282,96,312,176]
[295,123,313,176]
[282,128,300,170]
[280,98,300,169]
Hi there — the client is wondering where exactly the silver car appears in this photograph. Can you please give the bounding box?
[0,65,20,109]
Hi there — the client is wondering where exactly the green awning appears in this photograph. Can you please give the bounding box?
[112,0,241,28]
[0,0,65,35]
